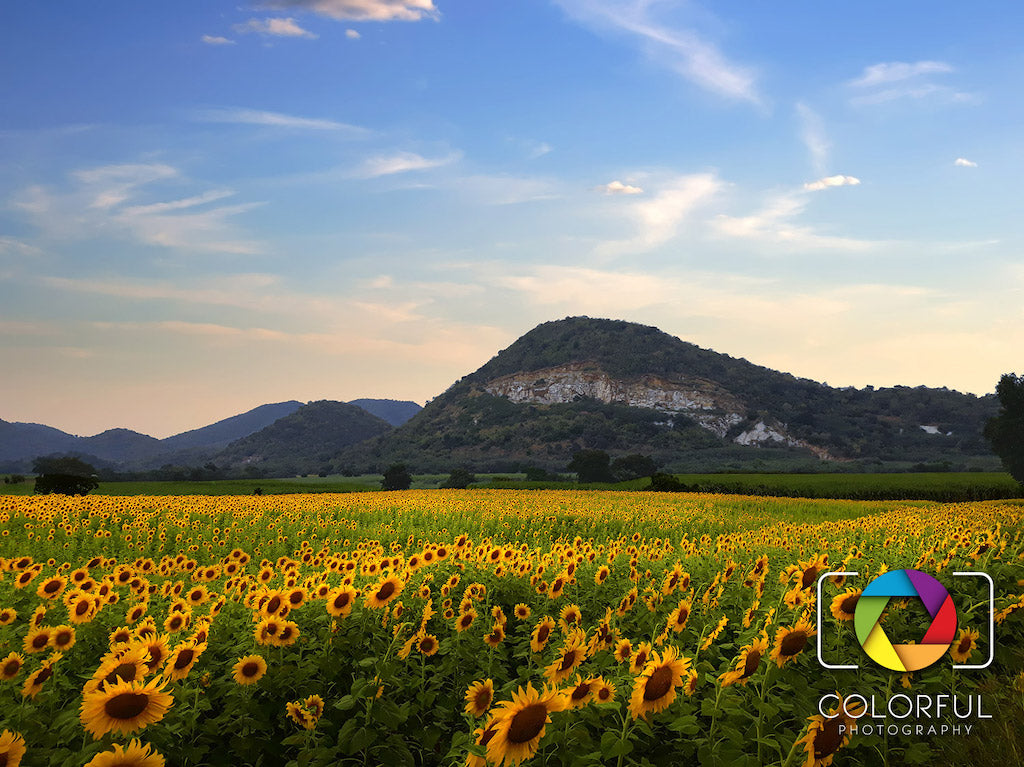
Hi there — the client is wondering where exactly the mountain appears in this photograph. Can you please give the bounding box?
[212,400,394,475]
[348,399,421,427]
[0,420,80,464]
[161,401,304,451]
[335,317,999,474]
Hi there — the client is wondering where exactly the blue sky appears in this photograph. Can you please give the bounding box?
[2,0,1022,437]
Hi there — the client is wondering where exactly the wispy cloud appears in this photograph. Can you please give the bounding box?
[597,180,644,195]
[257,0,439,22]
[195,107,366,134]
[345,29,361,39]
[803,175,860,192]
[954,157,978,168]
[796,103,829,175]
[598,173,721,255]
[13,164,263,255]
[712,190,874,251]
[234,17,318,38]
[355,151,460,178]
[847,60,973,106]
[201,35,235,45]
[849,61,953,88]
[554,0,760,105]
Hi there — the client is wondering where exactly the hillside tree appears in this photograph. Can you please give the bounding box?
[567,449,613,483]
[985,373,1024,484]
[32,456,99,496]
[381,463,412,491]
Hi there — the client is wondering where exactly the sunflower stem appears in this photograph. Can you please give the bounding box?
[755,662,775,763]
[707,681,724,751]
[614,706,633,767]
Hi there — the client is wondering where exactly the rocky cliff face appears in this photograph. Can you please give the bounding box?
[483,363,835,459]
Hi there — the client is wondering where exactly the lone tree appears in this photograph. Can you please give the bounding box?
[440,468,476,489]
[381,463,412,491]
[33,456,99,496]
[610,454,658,482]
[985,373,1024,484]
[567,449,613,483]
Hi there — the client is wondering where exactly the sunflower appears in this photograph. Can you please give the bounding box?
[229,654,267,686]
[36,575,67,601]
[614,638,633,664]
[109,626,134,647]
[770,618,817,667]
[483,624,505,649]
[286,701,315,730]
[135,635,170,674]
[86,646,151,694]
[529,616,556,653]
[558,604,581,628]
[683,669,699,696]
[666,598,691,633]
[0,608,15,626]
[795,694,864,767]
[485,684,567,767]
[22,653,62,699]
[455,608,478,633]
[163,641,205,681]
[83,739,165,767]
[719,635,769,687]
[594,566,610,586]
[628,646,691,720]
[418,633,439,656]
[51,624,76,651]
[594,677,615,704]
[564,675,597,709]
[365,575,404,609]
[23,627,52,654]
[1,652,25,680]
[162,611,189,634]
[274,621,299,648]
[0,731,26,767]
[325,586,357,618]
[951,627,980,664]
[829,589,861,622]
[629,641,653,675]
[465,678,494,718]
[544,630,588,685]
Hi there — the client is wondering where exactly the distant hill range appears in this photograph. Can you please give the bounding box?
[1,318,1001,476]
[335,317,999,474]
[0,399,420,474]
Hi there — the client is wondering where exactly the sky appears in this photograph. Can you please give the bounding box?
[2,1,1022,438]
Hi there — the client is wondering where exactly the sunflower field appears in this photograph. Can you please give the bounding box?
[0,490,1022,767]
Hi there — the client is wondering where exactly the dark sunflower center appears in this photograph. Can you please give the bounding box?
[242,662,260,677]
[377,582,396,601]
[780,631,808,656]
[36,666,53,685]
[801,567,819,588]
[32,634,49,649]
[559,650,578,671]
[3,660,19,675]
[571,683,590,702]
[675,609,688,626]
[479,725,498,747]
[75,601,90,616]
[421,638,436,652]
[598,687,611,701]
[507,703,547,744]
[643,666,674,701]
[634,652,647,668]
[741,650,762,678]
[460,615,472,628]
[813,718,844,758]
[474,688,490,708]
[106,692,149,720]
[105,663,137,685]
[44,580,61,593]
[267,596,281,613]
[174,649,195,670]
[289,592,303,605]
[334,593,350,609]
[537,625,550,643]
[957,637,972,653]
[841,595,860,613]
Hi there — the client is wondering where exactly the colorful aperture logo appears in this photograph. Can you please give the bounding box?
[854,569,958,672]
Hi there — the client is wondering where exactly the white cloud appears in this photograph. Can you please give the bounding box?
[554,0,760,104]
[849,60,953,88]
[234,17,318,38]
[796,103,829,175]
[355,151,460,178]
[598,173,721,255]
[201,35,235,45]
[803,175,861,192]
[954,157,978,168]
[597,180,644,195]
[499,265,677,313]
[258,0,439,22]
[345,28,361,38]
[847,60,972,106]
[195,107,365,133]
[712,191,874,251]
[525,141,553,159]
[13,164,263,255]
